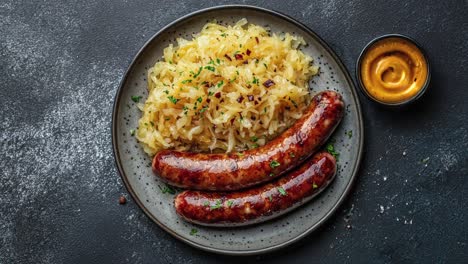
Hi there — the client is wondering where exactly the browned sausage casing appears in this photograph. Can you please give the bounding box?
[174,152,336,226]
[152,90,344,191]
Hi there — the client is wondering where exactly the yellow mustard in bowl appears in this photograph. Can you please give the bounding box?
[359,36,429,104]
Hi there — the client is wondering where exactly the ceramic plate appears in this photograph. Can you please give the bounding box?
[112,5,363,255]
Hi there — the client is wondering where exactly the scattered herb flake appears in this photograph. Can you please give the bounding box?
[203,201,209,206]
[149,121,155,127]
[312,182,318,189]
[216,58,221,64]
[190,228,198,235]
[269,172,275,177]
[277,187,287,196]
[167,95,179,104]
[217,80,224,88]
[181,79,192,84]
[270,160,280,169]
[268,195,273,201]
[346,130,353,138]
[199,106,208,114]
[326,143,339,160]
[422,157,430,164]
[227,200,234,207]
[163,90,169,94]
[160,185,176,195]
[204,66,215,72]
[210,200,222,210]
[131,95,142,102]
[252,76,259,85]
[193,66,203,78]
[291,100,298,108]
[263,63,268,69]
[197,97,203,103]
[289,152,295,158]
[130,129,135,136]
[251,136,258,142]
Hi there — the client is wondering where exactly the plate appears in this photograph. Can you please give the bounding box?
[112,5,363,255]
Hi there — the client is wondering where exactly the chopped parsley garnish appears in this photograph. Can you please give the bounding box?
[252,143,259,148]
[149,121,155,127]
[346,130,353,138]
[233,50,240,55]
[199,106,208,114]
[227,200,234,207]
[289,152,295,158]
[208,91,214,96]
[312,182,318,189]
[216,58,221,64]
[217,80,224,88]
[164,117,170,121]
[269,172,275,177]
[236,70,239,75]
[326,143,339,159]
[131,95,142,103]
[263,63,268,69]
[291,100,298,108]
[264,107,267,113]
[208,59,214,65]
[167,95,179,104]
[160,185,176,195]
[129,129,135,136]
[277,187,287,196]
[181,79,192,84]
[210,200,222,210]
[203,201,209,206]
[193,66,203,78]
[163,90,169,94]
[251,136,258,142]
[252,77,259,85]
[268,195,273,202]
[270,160,281,169]
[196,97,203,103]
[229,77,237,83]
[236,152,244,157]
[190,228,198,235]
[422,157,430,164]
[183,105,189,111]
[204,66,215,72]
[220,33,227,37]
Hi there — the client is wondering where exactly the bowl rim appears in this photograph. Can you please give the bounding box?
[355,33,431,106]
[111,4,364,255]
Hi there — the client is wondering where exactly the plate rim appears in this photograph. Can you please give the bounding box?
[111,4,364,256]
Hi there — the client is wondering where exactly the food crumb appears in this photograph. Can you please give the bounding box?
[379,205,385,214]
[383,176,387,181]
[402,151,407,156]
[119,196,127,205]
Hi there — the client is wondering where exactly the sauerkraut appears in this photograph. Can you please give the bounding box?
[136,19,319,156]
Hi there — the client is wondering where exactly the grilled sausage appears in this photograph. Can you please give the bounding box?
[153,90,344,191]
[174,152,336,226]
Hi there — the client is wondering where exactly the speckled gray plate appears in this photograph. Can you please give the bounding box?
[112,5,363,255]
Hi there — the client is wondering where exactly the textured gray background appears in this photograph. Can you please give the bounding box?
[1,0,467,263]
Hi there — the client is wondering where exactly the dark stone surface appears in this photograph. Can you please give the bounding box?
[1,0,467,263]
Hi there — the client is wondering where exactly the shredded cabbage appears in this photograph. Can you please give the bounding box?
[136,19,319,155]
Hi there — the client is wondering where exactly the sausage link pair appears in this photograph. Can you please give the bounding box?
[152,90,344,191]
[174,152,336,226]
